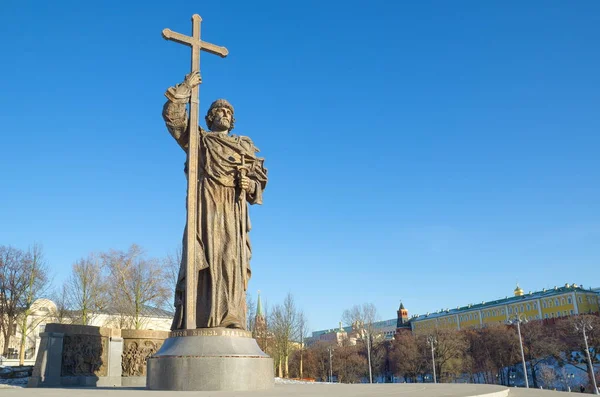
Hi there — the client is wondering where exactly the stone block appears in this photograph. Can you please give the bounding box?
[27,323,123,387]
[121,329,169,387]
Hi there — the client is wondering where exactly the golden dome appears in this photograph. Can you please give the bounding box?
[514,283,524,296]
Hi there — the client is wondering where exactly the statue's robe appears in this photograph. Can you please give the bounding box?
[163,85,267,330]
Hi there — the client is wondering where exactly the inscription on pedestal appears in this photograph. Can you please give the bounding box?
[170,328,252,338]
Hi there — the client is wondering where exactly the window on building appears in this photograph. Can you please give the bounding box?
[543,301,547,308]
[549,300,553,307]
[501,309,505,314]
[555,298,559,306]
[526,304,531,311]
[508,307,512,314]
[561,298,565,305]
[544,314,549,319]
[536,315,540,319]
[570,310,574,315]
[557,311,560,317]
[568,297,572,304]
[521,304,524,312]
[469,314,472,320]
[533,302,537,309]
[578,296,583,303]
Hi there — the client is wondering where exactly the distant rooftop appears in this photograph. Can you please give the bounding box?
[412,283,597,321]
[309,283,599,336]
[67,304,174,319]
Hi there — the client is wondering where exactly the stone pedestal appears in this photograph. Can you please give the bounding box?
[146,328,274,391]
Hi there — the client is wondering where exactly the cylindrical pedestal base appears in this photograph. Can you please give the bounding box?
[146,328,274,391]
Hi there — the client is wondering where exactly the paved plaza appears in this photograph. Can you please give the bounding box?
[0,382,571,397]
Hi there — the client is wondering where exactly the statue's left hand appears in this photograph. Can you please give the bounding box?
[183,71,202,89]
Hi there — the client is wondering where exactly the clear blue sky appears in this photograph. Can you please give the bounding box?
[1,1,599,333]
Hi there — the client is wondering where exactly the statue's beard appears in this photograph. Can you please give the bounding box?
[211,118,230,132]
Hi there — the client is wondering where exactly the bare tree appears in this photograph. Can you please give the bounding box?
[520,320,562,388]
[0,245,26,356]
[333,342,368,383]
[50,284,72,324]
[303,341,330,381]
[427,328,468,383]
[163,245,181,293]
[390,332,427,382]
[342,302,379,383]
[269,293,301,378]
[298,311,308,379]
[102,244,170,329]
[246,292,256,332]
[372,339,394,382]
[65,254,108,325]
[16,244,50,365]
[559,315,600,394]
[538,364,558,389]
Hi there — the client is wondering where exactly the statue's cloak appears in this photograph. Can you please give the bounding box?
[172,128,267,330]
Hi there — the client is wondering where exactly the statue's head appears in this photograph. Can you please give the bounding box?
[205,99,235,132]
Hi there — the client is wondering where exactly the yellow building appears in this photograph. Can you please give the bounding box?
[411,283,600,334]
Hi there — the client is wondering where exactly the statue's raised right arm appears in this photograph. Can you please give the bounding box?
[162,72,202,151]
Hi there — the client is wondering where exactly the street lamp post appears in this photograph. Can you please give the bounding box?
[574,319,599,395]
[566,373,575,392]
[427,335,437,384]
[507,314,529,388]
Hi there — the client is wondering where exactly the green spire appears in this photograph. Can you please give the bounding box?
[256,290,263,317]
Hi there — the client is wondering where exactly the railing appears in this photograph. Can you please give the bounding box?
[1,358,36,367]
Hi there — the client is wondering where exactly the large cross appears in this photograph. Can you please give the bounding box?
[162,14,228,330]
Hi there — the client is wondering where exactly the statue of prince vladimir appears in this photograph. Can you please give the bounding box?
[162,71,267,330]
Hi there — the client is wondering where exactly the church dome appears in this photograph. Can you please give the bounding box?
[514,283,524,296]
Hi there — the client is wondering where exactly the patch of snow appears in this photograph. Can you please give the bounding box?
[0,377,28,388]
[275,378,335,385]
